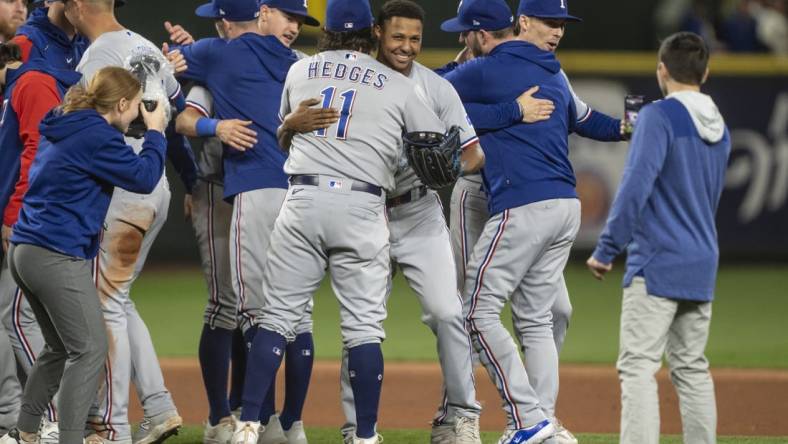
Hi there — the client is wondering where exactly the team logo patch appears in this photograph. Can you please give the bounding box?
[272,347,282,356]
[472,20,480,26]
[328,180,343,189]
[345,53,358,60]
[344,22,354,29]
[302,349,312,356]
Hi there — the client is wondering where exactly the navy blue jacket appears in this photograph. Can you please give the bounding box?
[178,33,298,199]
[14,7,88,70]
[445,41,578,214]
[11,110,166,259]
[592,96,731,301]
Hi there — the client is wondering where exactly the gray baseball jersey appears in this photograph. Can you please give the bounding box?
[186,86,224,185]
[77,29,178,440]
[391,62,478,197]
[280,51,445,191]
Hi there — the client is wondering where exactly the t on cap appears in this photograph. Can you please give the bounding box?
[441,0,515,33]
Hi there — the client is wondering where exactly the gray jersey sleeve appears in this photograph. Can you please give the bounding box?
[435,74,478,147]
[186,85,215,117]
[560,69,590,122]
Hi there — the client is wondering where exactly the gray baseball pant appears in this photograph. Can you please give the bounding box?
[618,278,717,444]
[449,177,575,417]
[464,199,580,429]
[8,243,108,444]
[90,182,177,440]
[339,190,480,428]
[0,318,21,434]
[0,258,58,421]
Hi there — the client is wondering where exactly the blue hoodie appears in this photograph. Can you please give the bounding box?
[445,40,578,215]
[0,61,81,225]
[11,110,166,259]
[14,7,89,70]
[178,33,298,199]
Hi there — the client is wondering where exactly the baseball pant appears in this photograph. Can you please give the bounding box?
[0,319,21,434]
[464,198,580,430]
[191,180,235,331]
[1,257,58,421]
[618,277,717,444]
[90,180,177,441]
[340,190,480,428]
[450,178,574,418]
[258,179,389,348]
[8,243,108,444]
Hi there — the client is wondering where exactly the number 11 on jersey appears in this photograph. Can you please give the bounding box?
[315,86,357,140]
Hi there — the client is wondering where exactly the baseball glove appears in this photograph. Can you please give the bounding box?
[402,125,463,189]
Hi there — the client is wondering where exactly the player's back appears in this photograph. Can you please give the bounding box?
[282,50,443,191]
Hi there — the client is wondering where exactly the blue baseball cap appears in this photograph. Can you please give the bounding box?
[195,1,221,19]
[259,0,320,26]
[441,0,515,33]
[214,0,260,21]
[324,0,373,32]
[517,0,582,22]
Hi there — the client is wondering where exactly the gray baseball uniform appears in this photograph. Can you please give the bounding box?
[339,61,480,428]
[258,51,445,349]
[77,30,179,441]
[185,87,235,331]
[0,313,21,435]
[448,78,603,419]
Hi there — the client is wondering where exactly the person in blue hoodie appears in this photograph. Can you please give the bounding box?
[174,0,320,442]
[587,32,730,444]
[441,0,581,442]
[0,65,167,444]
[12,1,89,70]
[0,41,81,442]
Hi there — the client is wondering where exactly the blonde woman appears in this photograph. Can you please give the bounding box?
[0,66,166,444]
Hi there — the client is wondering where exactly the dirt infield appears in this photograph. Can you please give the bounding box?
[129,359,788,436]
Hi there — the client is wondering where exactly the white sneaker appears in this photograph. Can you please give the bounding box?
[282,421,307,444]
[132,410,183,444]
[84,434,132,444]
[454,417,481,444]
[38,421,58,444]
[352,434,382,444]
[204,417,236,444]
[497,420,555,444]
[429,422,454,444]
[232,422,260,444]
[553,421,578,444]
[257,415,286,444]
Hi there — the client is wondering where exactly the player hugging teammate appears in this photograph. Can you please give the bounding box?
[0,0,688,443]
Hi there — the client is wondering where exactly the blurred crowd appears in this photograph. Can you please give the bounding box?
[656,0,787,54]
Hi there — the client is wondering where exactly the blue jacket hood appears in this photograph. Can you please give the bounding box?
[491,40,560,74]
[17,8,73,49]
[239,33,298,83]
[40,108,110,143]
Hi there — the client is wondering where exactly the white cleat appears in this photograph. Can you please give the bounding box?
[257,415,286,444]
[454,416,481,444]
[282,421,307,444]
[497,420,555,444]
[429,422,454,444]
[232,422,260,444]
[38,420,58,444]
[553,420,578,444]
[203,416,236,444]
[352,434,382,444]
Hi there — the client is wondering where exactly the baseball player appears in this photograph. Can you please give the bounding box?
[174,0,320,442]
[245,0,456,442]
[11,0,89,70]
[64,1,196,443]
[440,0,590,441]
[280,1,483,443]
[442,1,626,442]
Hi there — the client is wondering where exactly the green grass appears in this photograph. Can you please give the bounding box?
[134,264,788,368]
[162,426,788,443]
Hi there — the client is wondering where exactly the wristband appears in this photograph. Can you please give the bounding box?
[196,117,219,137]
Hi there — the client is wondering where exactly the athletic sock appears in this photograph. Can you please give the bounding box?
[198,325,233,426]
[240,329,286,422]
[348,343,384,439]
[228,328,248,412]
[279,332,314,430]
[259,376,276,425]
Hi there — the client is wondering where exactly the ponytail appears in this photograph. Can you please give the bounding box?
[62,66,141,115]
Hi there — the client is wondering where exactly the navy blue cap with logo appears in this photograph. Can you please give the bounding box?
[324,0,373,32]
[259,0,320,26]
[441,0,514,33]
[210,0,260,22]
[195,0,221,19]
[517,0,582,22]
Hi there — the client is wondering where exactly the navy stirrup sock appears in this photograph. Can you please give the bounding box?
[228,328,248,411]
[280,332,314,430]
[240,329,286,422]
[348,343,384,439]
[198,325,233,425]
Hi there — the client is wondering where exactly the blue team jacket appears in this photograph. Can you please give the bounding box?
[592,97,731,301]
[15,7,89,70]
[179,33,297,199]
[11,110,166,259]
[0,61,81,221]
[445,41,578,215]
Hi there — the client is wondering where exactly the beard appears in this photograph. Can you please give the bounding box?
[0,20,19,42]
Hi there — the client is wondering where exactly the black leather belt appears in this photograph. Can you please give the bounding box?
[289,175,382,196]
[386,185,428,208]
